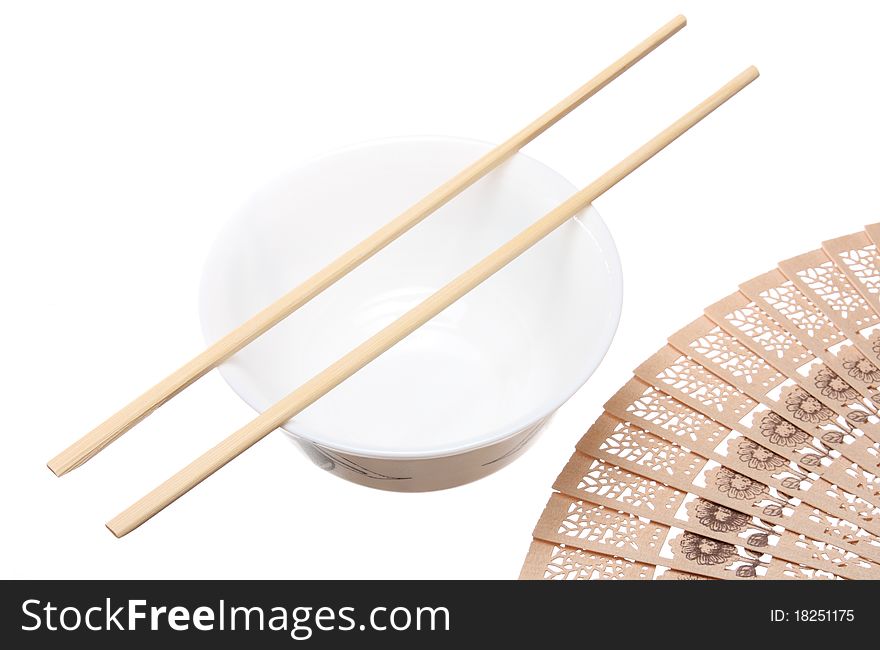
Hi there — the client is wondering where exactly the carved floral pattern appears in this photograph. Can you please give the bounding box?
[693,499,749,533]
[758,412,809,447]
[680,532,735,565]
[842,355,880,383]
[814,367,860,403]
[737,439,787,471]
[675,531,767,576]
[715,467,768,500]
[784,388,836,424]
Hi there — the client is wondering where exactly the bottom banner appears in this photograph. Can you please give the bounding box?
[0,579,873,646]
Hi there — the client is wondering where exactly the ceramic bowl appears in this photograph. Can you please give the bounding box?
[199,136,622,490]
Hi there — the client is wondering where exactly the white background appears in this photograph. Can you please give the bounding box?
[2,0,879,579]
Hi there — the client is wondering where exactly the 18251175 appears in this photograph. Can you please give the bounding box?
[795,610,854,623]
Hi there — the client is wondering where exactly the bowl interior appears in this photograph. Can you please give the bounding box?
[200,137,622,457]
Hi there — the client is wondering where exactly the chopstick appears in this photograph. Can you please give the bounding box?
[47,15,687,477]
[106,66,759,537]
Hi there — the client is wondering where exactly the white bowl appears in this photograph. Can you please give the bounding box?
[199,136,622,490]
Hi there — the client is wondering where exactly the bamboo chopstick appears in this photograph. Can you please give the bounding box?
[46,16,687,477]
[106,66,759,537]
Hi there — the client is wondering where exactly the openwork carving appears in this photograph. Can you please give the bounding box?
[554,415,880,578]
[520,540,658,580]
[829,238,880,299]
[616,382,731,449]
[756,278,842,346]
[556,452,880,578]
[671,316,880,455]
[745,271,880,405]
[555,499,654,552]
[520,540,712,580]
[535,494,835,580]
[681,322,782,389]
[588,418,706,480]
[645,352,759,419]
[721,303,813,368]
[782,252,878,337]
[629,364,832,466]
[595,401,880,538]
[542,543,643,580]
[638,347,880,494]
[522,227,880,580]
[575,460,676,514]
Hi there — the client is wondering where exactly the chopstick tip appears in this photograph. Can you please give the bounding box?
[731,65,760,88]
[742,65,760,84]
[663,14,687,33]
[46,458,66,478]
[105,520,126,539]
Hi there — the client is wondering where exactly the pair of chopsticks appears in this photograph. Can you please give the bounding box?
[48,15,758,536]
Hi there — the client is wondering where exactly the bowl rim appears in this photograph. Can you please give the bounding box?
[201,134,623,460]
